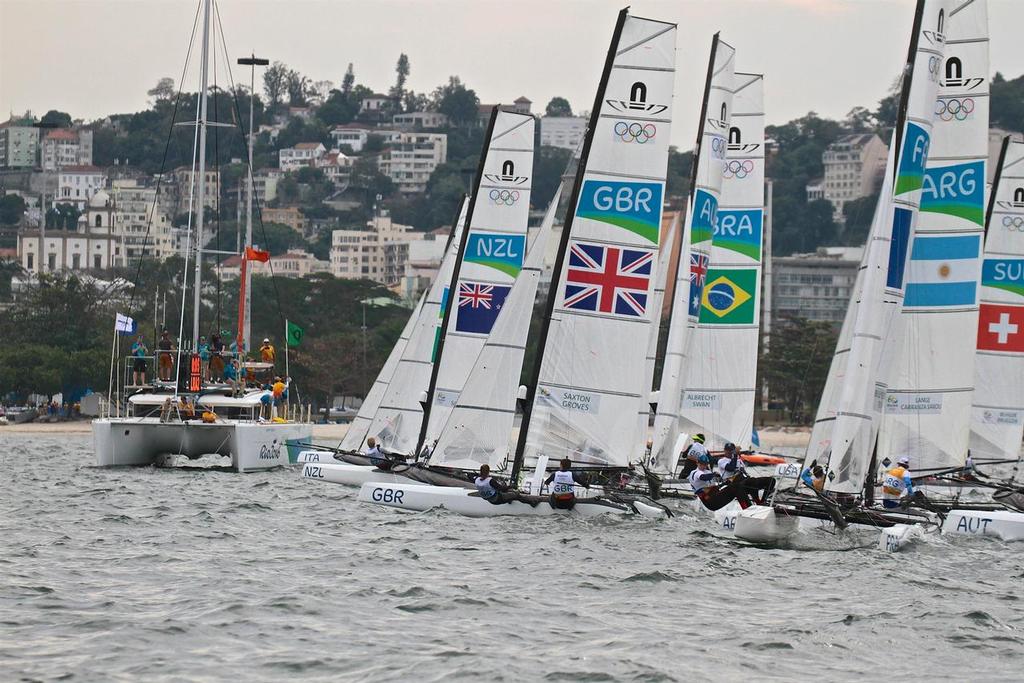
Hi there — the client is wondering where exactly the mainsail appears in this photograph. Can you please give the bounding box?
[643,211,681,399]
[678,71,764,449]
[340,291,426,452]
[810,0,947,493]
[429,184,562,471]
[367,198,469,454]
[877,0,988,472]
[649,35,734,472]
[515,10,677,473]
[969,138,1024,460]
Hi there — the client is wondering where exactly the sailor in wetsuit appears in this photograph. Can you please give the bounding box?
[474,465,535,506]
[678,433,710,478]
[544,458,587,510]
[365,437,392,470]
[689,453,754,510]
[718,442,775,504]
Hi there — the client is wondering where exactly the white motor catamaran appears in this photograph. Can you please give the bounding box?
[93,0,311,471]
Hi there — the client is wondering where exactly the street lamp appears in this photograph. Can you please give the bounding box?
[236,54,269,354]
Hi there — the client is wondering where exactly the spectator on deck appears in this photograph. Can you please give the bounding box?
[131,334,149,385]
[157,330,174,381]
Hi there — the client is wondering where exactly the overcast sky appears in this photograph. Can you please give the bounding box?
[1,0,1022,149]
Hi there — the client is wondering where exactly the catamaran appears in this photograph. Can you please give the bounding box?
[92,0,311,471]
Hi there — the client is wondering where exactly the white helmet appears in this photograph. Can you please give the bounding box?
[898,456,910,467]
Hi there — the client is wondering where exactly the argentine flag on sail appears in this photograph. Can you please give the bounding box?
[904,234,981,308]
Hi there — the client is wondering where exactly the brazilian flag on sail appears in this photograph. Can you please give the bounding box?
[699,268,757,324]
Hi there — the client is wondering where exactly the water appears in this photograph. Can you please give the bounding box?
[2,434,1023,681]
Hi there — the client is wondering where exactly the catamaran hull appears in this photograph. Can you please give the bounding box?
[296,449,338,464]
[93,418,311,472]
[357,482,667,518]
[301,462,411,486]
[941,509,1024,541]
[733,505,801,543]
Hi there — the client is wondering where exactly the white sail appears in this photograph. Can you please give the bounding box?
[970,138,1024,460]
[521,11,677,469]
[816,0,948,492]
[429,185,562,471]
[649,36,734,472]
[678,71,764,449]
[877,0,988,473]
[423,110,535,445]
[644,211,680,398]
[340,292,426,451]
[367,198,468,454]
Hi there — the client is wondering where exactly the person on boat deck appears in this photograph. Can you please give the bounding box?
[130,334,148,386]
[961,451,979,481]
[718,442,775,505]
[475,464,535,506]
[157,330,174,381]
[689,453,754,510]
[365,437,387,467]
[209,333,226,381]
[223,358,242,397]
[679,433,710,478]
[197,336,211,382]
[260,338,276,364]
[881,456,916,509]
[801,464,826,492]
[544,458,588,510]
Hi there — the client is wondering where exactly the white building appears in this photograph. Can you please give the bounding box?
[400,227,449,299]
[279,142,326,171]
[220,248,330,280]
[171,166,221,212]
[359,94,391,115]
[41,128,93,171]
[18,190,123,274]
[540,116,587,151]
[392,111,448,130]
[819,133,888,222]
[330,124,372,153]
[109,180,176,261]
[330,211,419,285]
[57,165,106,209]
[316,150,355,188]
[378,132,447,194]
[773,246,864,326]
[0,118,39,168]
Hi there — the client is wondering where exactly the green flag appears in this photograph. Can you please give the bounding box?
[286,320,304,347]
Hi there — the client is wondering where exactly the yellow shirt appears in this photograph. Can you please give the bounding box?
[260,344,276,363]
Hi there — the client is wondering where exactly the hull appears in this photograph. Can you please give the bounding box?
[92,418,311,473]
[942,509,1024,541]
[733,505,801,543]
[357,482,668,519]
[879,524,926,552]
[296,449,338,464]
[301,461,410,486]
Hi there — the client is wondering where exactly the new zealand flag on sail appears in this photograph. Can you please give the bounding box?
[563,241,653,317]
[454,282,511,334]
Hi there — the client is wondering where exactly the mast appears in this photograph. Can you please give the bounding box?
[889,0,926,184]
[510,8,629,483]
[237,53,269,353]
[191,0,211,351]
[413,109,498,457]
[984,136,1010,242]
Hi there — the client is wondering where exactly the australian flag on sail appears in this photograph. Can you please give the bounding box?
[689,252,709,316]
[454,282,510,334]
[563,241,653,317]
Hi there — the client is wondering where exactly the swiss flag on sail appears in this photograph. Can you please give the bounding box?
[977,303,1024,352]
[245,247,270,262]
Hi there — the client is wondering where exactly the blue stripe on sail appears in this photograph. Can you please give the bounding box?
[886,208,913,290]
[910,234,980,261]
[904,281,977,307]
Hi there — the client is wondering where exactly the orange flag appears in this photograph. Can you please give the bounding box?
[245,247,270,262]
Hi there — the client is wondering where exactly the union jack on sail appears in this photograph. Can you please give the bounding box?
[563,241,653,317]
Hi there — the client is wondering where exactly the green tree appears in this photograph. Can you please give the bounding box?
[434,76,480,127]
[759,317,838,421]
[285,69,311,106]
[389,53,410,111]
[263,62,289,108]
[40,109,72,128]
[341,63,355,95]
[0,194,26,225]
[532,145,572,209]
[841,191,880,246]
[544,97,573,117]
[991,72,1024,133]
[147,77,176,105]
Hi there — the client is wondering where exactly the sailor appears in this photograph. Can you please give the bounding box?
[130,334,148,386]
[801,464,826,492]
[961,451,978,481]
[365,436,386,467]
[718,442,775,505]
[881,456,916,509]
[544,458,586,510]
[260,338,276,364]
[474,464,534,506]
[678,433,710,478]
[689,453,754,511]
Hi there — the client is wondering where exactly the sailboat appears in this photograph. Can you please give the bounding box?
[92,0,312,471]
[360,9,677,518]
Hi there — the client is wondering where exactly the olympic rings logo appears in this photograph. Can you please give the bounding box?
[709,135,727,160]
[935,97,974,122]
[723,160,755,179]
[1003,216,1024,230]
[489,189,520,206]
[614,121,656,144]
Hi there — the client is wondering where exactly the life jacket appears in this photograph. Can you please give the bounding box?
[551,470,576,500]
[688,468,717,493]
[474,476,497,499]
[882,466,911,498]
[717,454,745,480]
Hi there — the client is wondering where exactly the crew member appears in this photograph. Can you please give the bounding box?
[689,453,754,510]
[365,436,394,470]
[197,336,211,382]
[260,338,276,364]
[474,464,535,506]
[210,333,225,381]
[718,442,775,504]
[544,458,586,510]
[801,464,826,492]
[678,433,710,478]
[130,334,148,386]
[881,456,916,509]
[157,330,174,381]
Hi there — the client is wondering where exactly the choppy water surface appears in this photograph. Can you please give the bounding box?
[2,434,1023,681]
